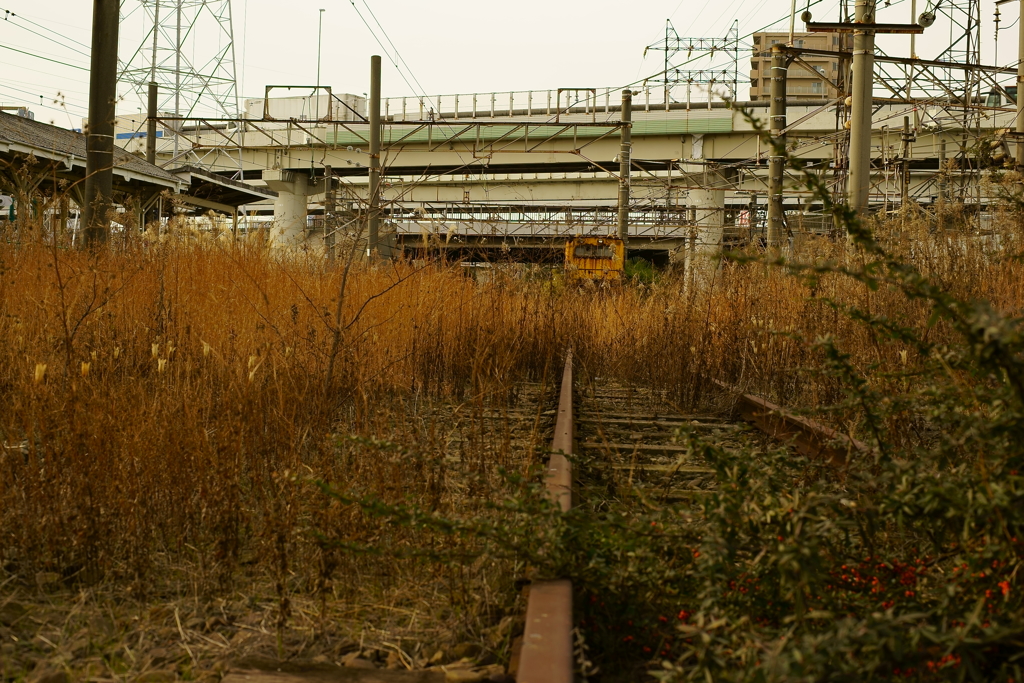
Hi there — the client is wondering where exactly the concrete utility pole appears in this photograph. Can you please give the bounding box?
[806,2,923,219]
[848,0,876,216]
[324,165,336,259]
[767,45,788,249]
[146,82,158,165]
[938,138,948,205]
[1016,0,1024,170]
[368,55,382,256]
[617,89,632,244]
[83,0,120,247]
[900,115,914,205]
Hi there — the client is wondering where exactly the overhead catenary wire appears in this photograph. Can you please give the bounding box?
[0,6,91,51]
[0,14,90,60]
[346,0,423,107]
[0,43,88,72]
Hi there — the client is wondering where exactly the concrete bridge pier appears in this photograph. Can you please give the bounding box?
[674,185,726,287]
[690,187,725,253]
[262,170,325,247]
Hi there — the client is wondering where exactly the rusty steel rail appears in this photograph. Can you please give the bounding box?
[514,363,862,682]
[517,349,574,683]
[713,379,870,464]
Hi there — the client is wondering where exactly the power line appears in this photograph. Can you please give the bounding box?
[0,84,87,119]
[359,0,430,98]
[0,6,90,49]
[0,8,91,58]
[346,0,423,101]
[0,42,87,71]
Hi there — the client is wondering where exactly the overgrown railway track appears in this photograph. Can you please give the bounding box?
[515,350,863,683]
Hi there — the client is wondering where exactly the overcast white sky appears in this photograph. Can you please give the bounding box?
[0,0,1014,127]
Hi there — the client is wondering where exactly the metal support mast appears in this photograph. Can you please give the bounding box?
[900,115,915,205]
[1018,0,1024,171]
[1004,0,1024,170]
[645,20,741,106]
[368,55,382,256]
[767,46,788,248]
[617,89,632,243]
[848,0,877,216]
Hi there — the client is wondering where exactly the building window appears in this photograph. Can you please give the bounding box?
[812,81,823,93]
[574,245,613,259]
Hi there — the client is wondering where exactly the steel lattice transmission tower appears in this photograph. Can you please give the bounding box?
[119,0,241,167]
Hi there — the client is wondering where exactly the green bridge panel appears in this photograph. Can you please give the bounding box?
[323,113,733,147]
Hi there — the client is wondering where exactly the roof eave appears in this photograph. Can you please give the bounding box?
[2,140,183,191]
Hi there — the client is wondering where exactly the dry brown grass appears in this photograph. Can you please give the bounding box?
[2,206,1023,679]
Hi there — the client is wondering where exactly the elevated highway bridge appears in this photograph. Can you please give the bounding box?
[140,83,1018,258]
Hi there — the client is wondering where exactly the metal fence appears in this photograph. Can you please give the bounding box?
[381,83,738,122]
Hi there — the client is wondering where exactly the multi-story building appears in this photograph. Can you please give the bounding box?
[749,32,852,102]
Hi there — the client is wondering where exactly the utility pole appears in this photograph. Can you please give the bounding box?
[938,138,948,207]
[146,0,159,166]
[324,165,336,259]
[767,45,788,249]
[848,0,876,216]
[900,115,914,205]
[1015,0,1024,170]
[805,4,925,219]
[83,0,120,247]
[617,89,632,244]
[367,55,382,256]
[146,82,158,164]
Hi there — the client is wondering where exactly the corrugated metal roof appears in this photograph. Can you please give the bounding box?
[0,111,181,185]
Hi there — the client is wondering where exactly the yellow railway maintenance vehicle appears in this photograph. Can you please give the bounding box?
[564,235,625,282]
